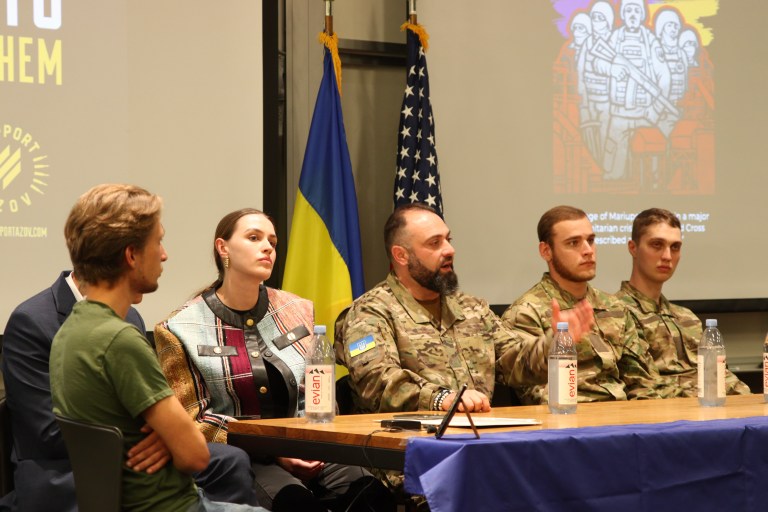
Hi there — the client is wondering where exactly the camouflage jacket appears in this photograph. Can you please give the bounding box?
[501,273,670,404]
[615,281,750,397]
[335,272,540,413]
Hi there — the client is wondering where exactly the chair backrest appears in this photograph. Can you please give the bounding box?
[0,340,14,497]
[335,374,356,415]
[55,414,123,512]
[0,394,13,497]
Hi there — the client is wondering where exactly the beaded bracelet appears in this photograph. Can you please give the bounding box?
[432,390,444,410]
[432,389,451,411]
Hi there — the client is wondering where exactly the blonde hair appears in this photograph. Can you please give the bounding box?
[64,184,162,285]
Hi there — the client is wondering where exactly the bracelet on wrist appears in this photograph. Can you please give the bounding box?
[433,389,451,411]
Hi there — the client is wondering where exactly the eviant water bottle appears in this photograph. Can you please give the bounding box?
[548,321,578,414]
[698,319,726,407]
[304,325,336,423]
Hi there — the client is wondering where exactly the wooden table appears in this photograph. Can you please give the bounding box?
[227,394,768,471]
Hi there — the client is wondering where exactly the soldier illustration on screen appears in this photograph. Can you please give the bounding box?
[552,0,712,194]
[679,29,700,67]
[654,8,689,142]
[595,0,672,181]
[581,1,615,159]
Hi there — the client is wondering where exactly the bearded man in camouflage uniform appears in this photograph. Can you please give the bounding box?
[615,207,750,396]
[502,205,672,405]
[335,203,594,414]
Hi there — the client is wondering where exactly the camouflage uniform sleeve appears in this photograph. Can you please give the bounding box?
[335,300,443,413]
[617,310,677,400]
[496,303,551,387]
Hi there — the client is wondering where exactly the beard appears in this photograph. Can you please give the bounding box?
[551,252,595,283]
[407,252,459,295]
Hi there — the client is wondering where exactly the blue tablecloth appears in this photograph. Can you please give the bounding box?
[404,416,768,512]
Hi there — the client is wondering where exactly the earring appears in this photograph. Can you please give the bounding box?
[223,256,230,269]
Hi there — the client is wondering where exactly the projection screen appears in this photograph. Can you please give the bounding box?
[0,1,263,328]
[418,0,765,306]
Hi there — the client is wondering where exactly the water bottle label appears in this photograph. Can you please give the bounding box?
[764,353,768,395]
[305,364,334,413]
[716,355,726,398]
[556,360,578,405]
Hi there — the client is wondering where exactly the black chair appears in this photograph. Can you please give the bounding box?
[0,338,14,498]
[491,384,522,407]
[0,393,13,497]
[336,374,356,415]
[55,414,123,512]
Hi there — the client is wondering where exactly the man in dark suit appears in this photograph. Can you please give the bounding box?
[0,271,259,511]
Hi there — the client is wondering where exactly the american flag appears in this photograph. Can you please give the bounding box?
[394,25,443,217]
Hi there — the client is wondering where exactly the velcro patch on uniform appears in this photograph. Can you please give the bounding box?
[349,335,375,357]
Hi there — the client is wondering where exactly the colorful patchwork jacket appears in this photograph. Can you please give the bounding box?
[155,286,314,443]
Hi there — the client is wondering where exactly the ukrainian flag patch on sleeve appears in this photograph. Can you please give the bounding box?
[349,335,375,357]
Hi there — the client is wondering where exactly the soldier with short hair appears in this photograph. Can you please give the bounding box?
[335,203,594,414]
[615,207,750,396]
[502,205,670,404]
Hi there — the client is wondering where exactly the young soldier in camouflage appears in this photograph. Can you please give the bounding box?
[502,205,672,404]
[335,203,595,414]
[615,207,750,396]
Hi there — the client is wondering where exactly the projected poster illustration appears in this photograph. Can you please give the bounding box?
[552,0,713,195]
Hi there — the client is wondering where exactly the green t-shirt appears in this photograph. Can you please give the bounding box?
[50,300,199,511]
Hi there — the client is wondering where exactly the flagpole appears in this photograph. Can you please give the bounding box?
[325,0,334,36]
[409,0,417,25]
[394,1,443,217]
[284,0,364,350]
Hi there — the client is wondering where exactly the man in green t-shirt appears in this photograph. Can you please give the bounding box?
[50,184,264,512]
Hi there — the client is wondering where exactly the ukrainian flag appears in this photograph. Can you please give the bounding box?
[283,33,364,344]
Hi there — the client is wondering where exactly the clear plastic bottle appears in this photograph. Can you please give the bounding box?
[698,319,726,407]
[304,325,336,423]
[548,321,578,414]
[763,330,768,403]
